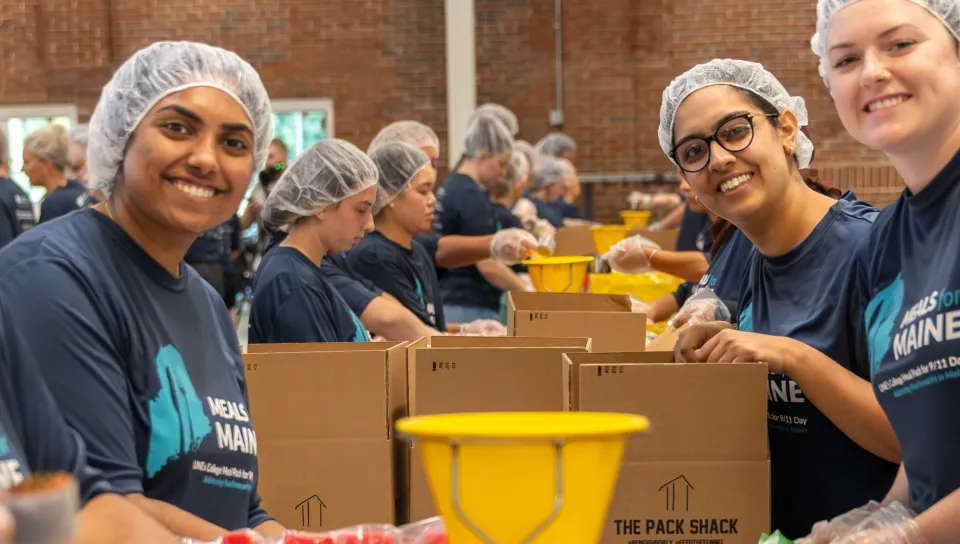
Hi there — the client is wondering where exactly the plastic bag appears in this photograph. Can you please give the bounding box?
[191,519,451,544]
[759,531,795,544]
[397,517,447,544]
[671,288,732,328]
[795,501,925,544]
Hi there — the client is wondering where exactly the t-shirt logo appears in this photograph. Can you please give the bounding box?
[0,435,24,489]
[865,274,905,379]
[146,345,213,478]
[347,309,371,343]
[414,278,425,309]
[738,302,754,333]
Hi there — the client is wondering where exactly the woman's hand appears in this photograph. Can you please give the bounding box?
[674,321,733,362]
[683,328,803,373]
[0,503,12,544]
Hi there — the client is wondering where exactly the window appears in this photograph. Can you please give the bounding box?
[270,99,335,160]
[0,105,78,204]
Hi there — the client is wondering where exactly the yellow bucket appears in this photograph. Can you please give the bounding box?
[522,256,593,293]
[590,225,630,254]
[620,210,652,229]
[397,412,650,544]
[588,271,685,303]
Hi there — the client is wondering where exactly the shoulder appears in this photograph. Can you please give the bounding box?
[0,210,108,279]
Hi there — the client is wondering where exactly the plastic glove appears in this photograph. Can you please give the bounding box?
[490,228,537,264]
[671,288,732,328]
[460,319,507,336]
[627,191,649,210]
[796,502,925,544]
[531,218,556,241]
[512,198,538,223]
[604,235,661,274]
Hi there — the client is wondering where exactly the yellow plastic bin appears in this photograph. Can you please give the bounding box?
[590,225,630,255]
[522,256,593,293]
[397,412,650,544]
[588,271,685,302]
[620,210,652,229]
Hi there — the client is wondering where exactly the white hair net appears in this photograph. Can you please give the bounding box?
[262,139,379,230]
[369,141,431,214]
[464,115,514,158]
[658,59,814,170]
[368,120,439,153]
[513,140,540,175]
[812,0,960,79]
[87,41,273,197]
[530,156,569,192]
[468,103,519,136]
[491,149,531,198]
[69,125,89,146]
[535,132,576,158]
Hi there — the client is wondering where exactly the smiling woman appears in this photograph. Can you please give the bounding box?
[0,41,287,541]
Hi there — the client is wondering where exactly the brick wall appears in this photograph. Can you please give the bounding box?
[0,0,902,221]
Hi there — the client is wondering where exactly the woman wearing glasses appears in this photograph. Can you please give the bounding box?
[666,59,899,539]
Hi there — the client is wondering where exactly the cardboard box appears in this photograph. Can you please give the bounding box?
[575,355,771,544]
[405,336,591,522]
[506,292,647,352]
[643,323,690,361]
[629,227,680,251]
[244,342,408,531]
[554,225,598,256]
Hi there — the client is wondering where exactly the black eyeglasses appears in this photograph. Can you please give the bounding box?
[670,113,779,173]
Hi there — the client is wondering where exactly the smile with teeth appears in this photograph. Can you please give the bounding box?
[172,179,216,199]
[719,173,752,193]
[866,95,909,113]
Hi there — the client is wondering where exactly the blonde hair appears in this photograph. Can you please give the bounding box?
[0,127,8,165]
[24,124,70,171]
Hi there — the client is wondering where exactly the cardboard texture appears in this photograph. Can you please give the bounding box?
[644,323,691,360]
[628,227,680,251]
[554,225,598,256]
[405,336,591,522]
[577,355,771,544]
[243,342,408,531]
[506,292,647,352]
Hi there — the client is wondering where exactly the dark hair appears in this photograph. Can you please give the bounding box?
[739,89,813,168]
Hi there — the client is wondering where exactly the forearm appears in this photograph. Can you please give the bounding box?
[127,493,225,541]
[435,235,493,269]
[253,520,286,539]
[915,488,960,544]
[649,294,681,323]
[361,296,436,341]
[656,204,686,230]
[784,342,901,463]
[883,463,910,505]
[476,259,527,291]
[649,250,709,283]
[74,494,180,544]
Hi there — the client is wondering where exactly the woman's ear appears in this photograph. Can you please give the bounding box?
[777,110,800,157]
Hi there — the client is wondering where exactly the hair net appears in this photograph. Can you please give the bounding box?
[535,132,576,158]
[87,41,274,197]
[530,156,569,192]
[513,140,540,175]
[24,124,70,171]
[491,149,531,198]
[658,59,814,169]
[812,0,960,79]
[464,115,514,158]
[468,103,519,136]
[368,121,440,153]
[69,125,89,147]
[368,141,431,214]
[262,138,379,230]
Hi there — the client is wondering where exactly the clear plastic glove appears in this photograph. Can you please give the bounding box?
[518,273,536,292]
[512,198,538,223]
[671,288,732,328]
[627,191,649,210]
[796,501,925,544]
[490,228,537,264]
[603,234,661,274]
[531,218,556,240]
[460,319,507,336]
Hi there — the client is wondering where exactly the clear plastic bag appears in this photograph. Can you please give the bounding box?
[397,517,447,544]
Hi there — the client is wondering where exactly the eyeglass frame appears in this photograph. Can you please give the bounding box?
[669,112,781,174]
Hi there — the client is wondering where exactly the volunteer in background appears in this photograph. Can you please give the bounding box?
[184,220,233,299]
[435,115,528,323]
[249,139,379,343]
[606,176,714,283]
[665,59,899,539]
[491,149,531,231]
[351,142,512,335]
[469,103,520,137]
[536,132,584,221]
[0,41,282,540]
[0,315,181,544]
[22,124,94,223]
[525,156,569,228]
[0,127,35,249]
[804,1,960,542]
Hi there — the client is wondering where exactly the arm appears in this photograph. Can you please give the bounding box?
[648,248,709,283]
[654,202,686,230]
[883,464,909,505]
[476,259,527,292]
[74,494,180,544]
[434,235,494,269]
[239,201,261,230]
[254,520,287,538]
[649,292,681,323]
[126,495,225,540]
[360,296,438,340]
[914,489,960,544]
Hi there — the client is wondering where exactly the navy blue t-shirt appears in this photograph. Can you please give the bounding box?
[530,196,565,228]
[556,199,582,220]
[413,233,440,266]
[864,149,960,515]
[0,177,35,249]
[737,194,897,538]
[321,253,383,316]
[434,172,501,311]
[223,215,242,278]
[250,247,371,344]
[0,208,269,530]
[38,179,93,224]
[186,219,235,264]
[491,203,527,274]
[676,207,711,252]
[0,313,111,502]
[674,228,754,308]
[349,231,447,332]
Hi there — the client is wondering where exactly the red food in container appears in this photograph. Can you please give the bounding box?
[220,529,261,544]
[283,531,336,544]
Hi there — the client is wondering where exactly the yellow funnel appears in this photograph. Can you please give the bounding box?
[521,256,593,293]
[590,225,630,254]
[620,210,652,229]
[397,412,649,544]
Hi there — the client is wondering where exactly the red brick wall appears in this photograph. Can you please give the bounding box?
[0,0,902,221]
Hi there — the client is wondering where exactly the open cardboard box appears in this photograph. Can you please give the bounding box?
[506,291,647,352]
[405,335,591,522]
[568,351,771,544]
[554,225,598,256]
[243,342,408,531]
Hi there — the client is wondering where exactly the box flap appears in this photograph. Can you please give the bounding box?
[554,226,597,256]
[645,323,690,355]
[428,336,591,349]
[508,291,632,312]
[579,362,769,462]
[246,341,406,354]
